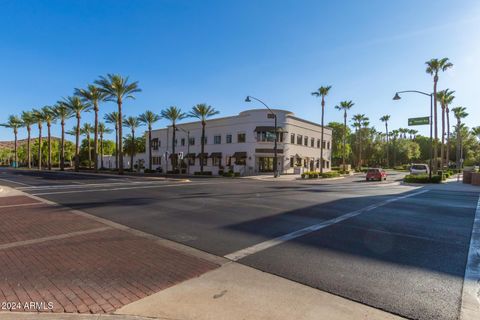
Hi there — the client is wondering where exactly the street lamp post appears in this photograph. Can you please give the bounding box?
[245,95,279,178]
[177,127,190,175]
[393,90,433,180]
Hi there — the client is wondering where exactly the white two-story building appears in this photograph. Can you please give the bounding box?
[146,108,332,175]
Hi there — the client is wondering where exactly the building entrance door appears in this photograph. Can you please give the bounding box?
[258,157,274,172]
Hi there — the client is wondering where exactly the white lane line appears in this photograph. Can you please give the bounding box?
[30,181,226,196]
[224,189,429,261]
[0,178,32,186]
[17,180,167,190]
[460,195,480,320]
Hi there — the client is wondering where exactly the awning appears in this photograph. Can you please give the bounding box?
[197,153,208,158]
[168,154,178,159]
[186,153,196,158]
[232,152,247,158]
[254,126,285,132]
[209,152,222,158]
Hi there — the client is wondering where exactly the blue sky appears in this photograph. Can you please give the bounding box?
[1,0,479,141]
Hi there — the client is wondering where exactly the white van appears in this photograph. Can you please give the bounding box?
[410,164,430,175]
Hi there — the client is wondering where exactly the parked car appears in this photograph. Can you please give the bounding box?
[409,164,430,175]
[366,168,387,181]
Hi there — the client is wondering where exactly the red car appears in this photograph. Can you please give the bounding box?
[366,168,387,181]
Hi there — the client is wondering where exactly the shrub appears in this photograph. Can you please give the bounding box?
[338,170,350,174]
[234,172,241,177]
[194,171,213,175]
[403,174,442,183]
[321,171,340,178]
[301,173,306,179]
[144,169,156,173]
[223,172,234,177]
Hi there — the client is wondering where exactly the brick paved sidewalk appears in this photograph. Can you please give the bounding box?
[0,193,219,314]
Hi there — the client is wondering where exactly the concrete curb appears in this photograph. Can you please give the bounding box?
[0,312,162,320]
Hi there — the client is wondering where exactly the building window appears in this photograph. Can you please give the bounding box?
[188,156,195,166]
[212,157,221,166]
[310,137,314,147]
[304,136,308,146]
[327,141,330,149]
[316,159,320,168]
[202,137,208,145]
[214,135,221,144]
[277,132,283,142]
[226,134,232,143]
[317,139,320,148]
[189,137,195,145]
[290,157,294,168]
[152,156,161,165]
[296,134,303,145]
[238,133,246,143]
[290,133,295,144]
[151,138,159,150]
[181,138,185,146]
[322,140,326,148]
[257,131,276,142]
[200,156,207,166]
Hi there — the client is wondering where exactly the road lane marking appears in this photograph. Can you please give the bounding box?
[0,227,111,250]
[16,180,169,190]
[460,195,480,320]
[0,178,32,186]
[224,189,429,261]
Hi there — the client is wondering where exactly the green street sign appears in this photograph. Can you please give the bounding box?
[408,116,430,126]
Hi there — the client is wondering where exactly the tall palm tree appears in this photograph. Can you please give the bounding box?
[409,129,418,140]
[63,96,92,171]
[21,111,35,169]
[380,115,390,167]
[42,106,56,171]
[390,129,400,167]
[472,126,480,141]
[95,74,141,174]
[98,122,113,169]
[52,102,73,171]
[188,104,219,173]
[426,57,453,172]
[75,85,108,172]
[138,110,161,171]
[311,85,332,174]
[123,116,142,171]
[437,89,455,167]
[335,100,354,172]
[452,106,468,170]
[32,109,45,170]
[352,114,368,169]
[104,112,120,169]
[0,115,23,168]
[161,106,187,172]
[81,123,94,169]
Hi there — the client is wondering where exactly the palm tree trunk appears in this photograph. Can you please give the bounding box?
[320,99,325,174]
[456,120,461,170]
[47,124,52,170]
[358,129,362,170]
[94,104,99,172]
[38,125,42,170]
[60,121,65,171]
[433,76,438,173]
[100,132,104,169]
[27,127,31,169]
[117,100,124,174]
[342,112,346,172]
[87,133,92,169]
[440,105,445,169]
[148,126,152,171]
[14,130,18,168]
[114,125,118,169]
[446,108,450,167]
[130,130,135,171]
[385,123,389,167]
[172,123,176,172]
[75,116,80,172]
[200,122,205,173]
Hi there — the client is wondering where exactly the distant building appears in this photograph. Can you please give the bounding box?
[145,109,332,175]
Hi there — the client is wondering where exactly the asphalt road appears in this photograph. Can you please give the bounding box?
[1,168,478,320]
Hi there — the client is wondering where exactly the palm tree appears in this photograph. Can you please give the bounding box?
[311,85,332,174]
[426,58,453,172]
[335,100,354,172]
[409,129,418,140]
[32,109,45,170]
[452,106,468,170]
[380,115,390,167]
[0,115,23,168]
[52,102,73,171]
[21,111,35,169]
[123,116,143,171]
[75,85,108,173]
[41,106,57,171]
[138,110,161,171]
[81,123,94,169]
[437,89,455,167]
[390,129,400,167]
[161,106,187,172]
[188,104,219,173]
[63,96,92,171]
[95,74,141,174]
[472,126,480,141]
[98,122,113,169]
[104,112,120,169]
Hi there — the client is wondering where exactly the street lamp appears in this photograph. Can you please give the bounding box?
[245,95,279,178]
[393,90,433,179]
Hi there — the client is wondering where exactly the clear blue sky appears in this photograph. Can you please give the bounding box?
[1,0,479,141]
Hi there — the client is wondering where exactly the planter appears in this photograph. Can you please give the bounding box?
[471,172,480,186]
[463,170,473,184]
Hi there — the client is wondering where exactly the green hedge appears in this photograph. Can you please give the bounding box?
[321,171,340,178]
[404,174,442,183]
[301,171,339,179]
[194,171,212,175]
